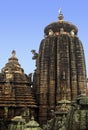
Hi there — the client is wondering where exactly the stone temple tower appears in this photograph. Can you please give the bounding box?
[33,11,87,124]
[0,50,37,128]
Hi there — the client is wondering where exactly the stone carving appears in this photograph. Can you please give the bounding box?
[66,94,88,130]
[25,116,42,130]
[31,50,38,60]
[42,112,66,130]
[8,116,25,130]
[33,14,87,124]
[11,50,16,58]
[60,28,64,34]
[4,106,8,117]
[70,30,75,37]
[49,29,54,36]
[28,73,33,84]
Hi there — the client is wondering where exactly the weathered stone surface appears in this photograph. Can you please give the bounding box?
[0,12,87,129]
[0,51,37,129]
[33,13,87,125]
[66,94,88,130]
[42,94,88,130]
[42,99,71,130]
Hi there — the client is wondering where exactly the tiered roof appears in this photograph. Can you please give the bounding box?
[0,50,37,108]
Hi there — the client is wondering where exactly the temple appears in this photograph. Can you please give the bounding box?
[0,50,37,128]
[0,11,88,129]
[33,11,87,124]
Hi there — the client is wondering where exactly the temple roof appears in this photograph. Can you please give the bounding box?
[2,50,24,75]
[44,11,78,35]
[0,50,37,108]
[0,50,27,83]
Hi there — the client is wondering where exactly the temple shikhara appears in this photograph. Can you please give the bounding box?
[0,11,88,130]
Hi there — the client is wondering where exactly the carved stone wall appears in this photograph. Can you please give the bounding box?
[33,14,87,124]
[0,51,37,129]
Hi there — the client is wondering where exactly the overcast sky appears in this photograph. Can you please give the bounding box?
[0,0,88,77]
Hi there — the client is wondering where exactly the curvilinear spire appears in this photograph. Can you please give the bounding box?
[33,10,87,124]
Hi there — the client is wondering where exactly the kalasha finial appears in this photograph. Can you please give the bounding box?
[58,8,64,20]
[59,8,62,14]
[11,50,16,58]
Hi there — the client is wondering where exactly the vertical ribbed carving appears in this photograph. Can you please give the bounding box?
[33,28,87,125]
[74,37,87,94]
[48,37,56,109]
[34,34,87,124]
[56,34,71,102]
[69,37,78,100]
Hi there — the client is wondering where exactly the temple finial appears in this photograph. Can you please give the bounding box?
[58,8,62,15]
[11,50,16,58]
[58,8,64,20]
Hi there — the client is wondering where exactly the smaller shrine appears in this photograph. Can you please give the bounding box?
[25,116,42,130]
[8,116,42,130]
[42,99,71,130]
[0,50,37,129]
[42,94,88,130]
[66,94,88,130]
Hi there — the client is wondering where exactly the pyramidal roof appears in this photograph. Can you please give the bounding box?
[0,50,37,108]
[2,50,24,75]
